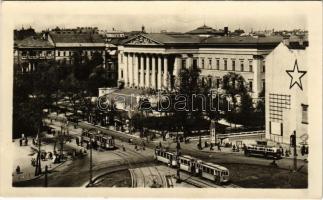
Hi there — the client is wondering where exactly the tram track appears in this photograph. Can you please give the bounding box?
[111,150,146,187]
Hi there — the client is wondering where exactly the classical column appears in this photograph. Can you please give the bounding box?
[134,54,139,87]
[163,56,168,88]
[173,56,180,77]
[151,55,156,89]
[157,56,162,90]
[252,55,262,98]
[128,53,133,87]
[140,55,144,87]
[118,52,123,81]
[146,55,150,88]
[28,62,31,72]
[124,53,129,87]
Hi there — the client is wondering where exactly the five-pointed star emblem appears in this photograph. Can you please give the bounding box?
[286,60,307,90]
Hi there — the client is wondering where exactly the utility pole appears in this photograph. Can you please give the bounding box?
[44,165,48,187]
[176,128,181,183]
[89,132,93,186]
[293,130,297,171]
[35,128,41,176]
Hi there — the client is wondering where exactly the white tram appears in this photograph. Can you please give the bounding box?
[154,148,230,184]
[200,162,230,184]
[154,148,177,167]
[178,155,202,174]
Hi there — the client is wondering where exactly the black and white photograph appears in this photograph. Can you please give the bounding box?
[0,1,322,198]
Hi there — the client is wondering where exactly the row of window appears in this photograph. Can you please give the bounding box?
[201,77,265,92]
[21,50,53,57]
[57,50,103,57]
[192,58,266,73]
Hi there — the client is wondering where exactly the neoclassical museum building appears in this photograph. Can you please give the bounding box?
[117,26,282,98]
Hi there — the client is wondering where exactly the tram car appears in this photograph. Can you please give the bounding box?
[244,144,281,159]
[95,135,115,150]
[81,131,94,144]
[81,131,115,150]
[178,155,202,174]
[154,148,177,167]
[154,148,230,184]
[199,162,230,184]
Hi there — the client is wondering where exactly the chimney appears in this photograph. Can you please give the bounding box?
[224,27,229,36]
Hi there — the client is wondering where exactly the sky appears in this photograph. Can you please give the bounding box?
[7,2,308,33]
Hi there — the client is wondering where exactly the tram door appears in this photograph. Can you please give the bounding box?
[191,160,195,174]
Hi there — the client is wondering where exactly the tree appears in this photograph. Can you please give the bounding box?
[13,60,61,138]
[221,72,248,127]
[237,93,254,126]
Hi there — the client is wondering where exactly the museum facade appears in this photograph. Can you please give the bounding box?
[117,32,282,98]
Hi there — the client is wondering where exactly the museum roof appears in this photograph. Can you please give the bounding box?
[121,33,283,48]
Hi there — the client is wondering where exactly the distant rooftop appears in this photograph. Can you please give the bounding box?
[186,24,226,36]
[15,36,54,49]
[49,31,105,44]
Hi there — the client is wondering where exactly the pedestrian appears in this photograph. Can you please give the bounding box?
[301,145,305,156]
[218,144,221,151]
[19,139,22,146]
[232,145,236,152]
[135,145,138,151]
[281,147,284,156]
[16,165,21,174]
[25,138,28,146]
[204,141,208,148]
[305,146,309,154]
[210,143,213,151]
[122,145,126,151]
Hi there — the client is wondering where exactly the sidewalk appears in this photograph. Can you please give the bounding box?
[12,138,63,183]
[151,136,308,161]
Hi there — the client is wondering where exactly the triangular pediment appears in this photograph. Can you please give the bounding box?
[125,34,162,46]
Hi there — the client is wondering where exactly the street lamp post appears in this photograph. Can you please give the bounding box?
[35,128,42,176]
[89,136,93,185]
[176,127,181,183]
